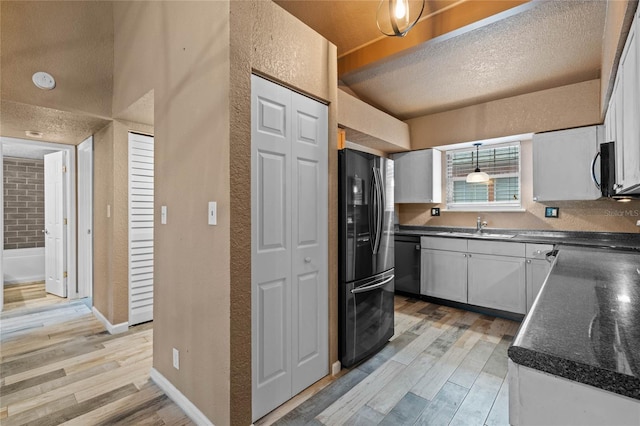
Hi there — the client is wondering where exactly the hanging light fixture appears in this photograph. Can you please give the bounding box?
[377,0,425,37]
[466,143,490,183]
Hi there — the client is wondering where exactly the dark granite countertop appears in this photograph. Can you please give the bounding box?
[395,225,640,251]
[508,245,640,400]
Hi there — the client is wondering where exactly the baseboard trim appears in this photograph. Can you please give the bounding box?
[150,368,213,426]
[91,307,128,334]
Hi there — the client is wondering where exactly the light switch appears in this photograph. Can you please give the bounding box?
[161,206,167,225]
[208,201,217,225]
[107,204,111,218]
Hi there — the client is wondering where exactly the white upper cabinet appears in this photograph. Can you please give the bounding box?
[605,11,640,195]
[392,149,442,203]
[532,125,603,201]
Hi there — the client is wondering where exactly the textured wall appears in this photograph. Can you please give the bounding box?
[407,80,601,149]
[3,157,44,249]
[399,139,640,233]
[93,123,114,321]
[230,1,338,424]
[113,2,232,424]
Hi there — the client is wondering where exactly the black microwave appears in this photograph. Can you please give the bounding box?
[598,141,617,198]
[596,141,640,199]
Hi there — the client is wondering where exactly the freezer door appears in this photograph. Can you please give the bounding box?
[339,270,395,367]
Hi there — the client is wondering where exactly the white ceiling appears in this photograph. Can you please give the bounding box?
[2,142,62,160]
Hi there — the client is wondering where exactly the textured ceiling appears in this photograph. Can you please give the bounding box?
[0,0,611,143]
[279,0,607,120]
[341,0,606,119]
[0,1,114,144]
[1,100,110,145]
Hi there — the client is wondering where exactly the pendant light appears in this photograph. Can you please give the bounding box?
[466,143,490,183]
[376,0,425,37]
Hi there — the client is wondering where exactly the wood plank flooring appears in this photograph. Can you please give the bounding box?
[3,284,520,425]
[256,296,520,426]
[1,282,194,425]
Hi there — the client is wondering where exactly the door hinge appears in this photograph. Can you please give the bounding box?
[64,218,68,225]
[63,271,68,278]
[62,165,67,173]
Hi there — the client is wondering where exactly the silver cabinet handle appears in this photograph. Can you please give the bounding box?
[415,244,421,250]
[463,253,467,257]
[527,259,532,264]
[304,257,311,263]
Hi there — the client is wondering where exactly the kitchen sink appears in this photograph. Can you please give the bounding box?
[435,231,515,239]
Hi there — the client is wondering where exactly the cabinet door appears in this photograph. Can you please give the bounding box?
[421,249,467,303]
[620,23,640,192]
[532,126,601,201]
[467,254,526,314]
[393,149,442,203]
[526,259,551,312]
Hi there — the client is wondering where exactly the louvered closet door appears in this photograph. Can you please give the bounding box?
[128,132,155,326]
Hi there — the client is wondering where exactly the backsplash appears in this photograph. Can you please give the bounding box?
[4,157,45,249]
[398,198,640,233]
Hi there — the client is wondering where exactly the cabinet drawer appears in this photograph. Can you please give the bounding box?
[467,240,525,257]
[421,236,467,252]
[525,243,554,259]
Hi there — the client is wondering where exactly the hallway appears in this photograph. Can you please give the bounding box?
[0,283,192,425]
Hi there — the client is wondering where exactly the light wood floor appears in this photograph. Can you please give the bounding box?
[1,282,194,425]
[2,284,519,425]
[257,296,520,426]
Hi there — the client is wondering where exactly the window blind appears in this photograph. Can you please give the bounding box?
[446,142,521,209]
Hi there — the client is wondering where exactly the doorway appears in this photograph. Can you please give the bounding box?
[0,137,80,310]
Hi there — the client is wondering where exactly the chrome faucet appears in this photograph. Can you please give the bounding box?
[476,216,488,233]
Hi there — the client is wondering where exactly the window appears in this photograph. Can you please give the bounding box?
[446,142,521,211]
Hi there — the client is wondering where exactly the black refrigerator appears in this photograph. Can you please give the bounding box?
[338,149,395,367]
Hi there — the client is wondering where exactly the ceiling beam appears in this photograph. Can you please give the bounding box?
[338,0,532,78]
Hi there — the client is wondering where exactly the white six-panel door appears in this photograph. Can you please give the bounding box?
[128,133,155,326]
[44,151,66,297]
[251,75,328,421]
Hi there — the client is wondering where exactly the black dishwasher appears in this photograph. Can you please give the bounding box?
[394,235,421,296]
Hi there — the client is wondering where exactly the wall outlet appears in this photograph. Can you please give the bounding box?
[172,348,180,370]
[431,208,440,216]
[636,220,640,227]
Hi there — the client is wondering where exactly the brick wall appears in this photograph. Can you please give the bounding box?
[4,157,45,249]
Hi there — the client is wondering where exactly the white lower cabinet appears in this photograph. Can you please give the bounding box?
[421,248,468,303]
[421,237,543,315]
[468,254,526,314]
[525,243,554,312]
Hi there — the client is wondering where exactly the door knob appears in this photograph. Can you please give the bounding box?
[304,257,312,263]
[44,229,49,235]
[88,229,91,235]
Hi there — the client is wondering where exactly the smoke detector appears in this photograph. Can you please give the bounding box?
[32,72,56,90]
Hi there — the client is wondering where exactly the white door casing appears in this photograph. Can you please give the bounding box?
[128,133,155,326]
[44,151,66,297]
[251,75,328,421]
[77,137,93,299]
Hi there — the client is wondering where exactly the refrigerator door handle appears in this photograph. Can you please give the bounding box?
[368,169,377,252]
[351,275,394,294]
[371,167,383,254]
[375,167,385,254]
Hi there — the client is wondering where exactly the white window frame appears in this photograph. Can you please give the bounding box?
[445,141,523,212]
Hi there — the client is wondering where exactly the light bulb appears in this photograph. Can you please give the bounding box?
[395,0,407,19]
